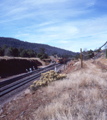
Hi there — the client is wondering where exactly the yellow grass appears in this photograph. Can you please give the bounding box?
[30,71,67,90]
[33,60,107,120]
[0,56,45,65]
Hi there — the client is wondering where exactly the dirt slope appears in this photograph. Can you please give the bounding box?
[0,56,45,78]
[0,58,107,120]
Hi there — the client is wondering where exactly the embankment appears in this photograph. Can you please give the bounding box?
[0,57,45,78]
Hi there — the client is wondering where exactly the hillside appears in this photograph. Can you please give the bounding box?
[1,57,107,119]
[0,56,45,78]
[0,37,76,56]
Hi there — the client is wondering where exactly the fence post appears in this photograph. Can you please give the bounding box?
[106,49,107,58]
[80,48,83,68]
[63,57,65,70]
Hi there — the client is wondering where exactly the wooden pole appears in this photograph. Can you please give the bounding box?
[80,48,83,68]
[106,49,107,59]
[64,57,65,70]
[63,55,65,70]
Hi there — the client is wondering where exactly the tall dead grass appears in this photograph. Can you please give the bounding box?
[33,60,107,120]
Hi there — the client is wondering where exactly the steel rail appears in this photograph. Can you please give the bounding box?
[0,63,56,88]
[0,64,61,97]
[1,64,60,91]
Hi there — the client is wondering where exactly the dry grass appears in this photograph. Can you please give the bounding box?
[0,56,45,65]
[33,60,107,120]
[1,59,107,120]
[30,70,67,91]
[96,56,107,66]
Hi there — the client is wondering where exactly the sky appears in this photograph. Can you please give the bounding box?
[0,0,107,52]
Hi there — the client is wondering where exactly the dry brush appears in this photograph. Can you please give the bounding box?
[30,70,67,91]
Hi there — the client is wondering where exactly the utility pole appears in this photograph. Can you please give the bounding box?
[63,54,65,70]
[80,48,83,68]
[106,49,107,59]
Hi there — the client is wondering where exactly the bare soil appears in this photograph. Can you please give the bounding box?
[0,57,45,79]
[0,60,77,120]
[0,58,107,120]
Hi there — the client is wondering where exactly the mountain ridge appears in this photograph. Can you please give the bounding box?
[0,37,76,56]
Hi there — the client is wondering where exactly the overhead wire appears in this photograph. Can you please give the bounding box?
[81,41,107,57]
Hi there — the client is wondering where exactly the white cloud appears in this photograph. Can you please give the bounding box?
[58,40,69,43]
[39,21,55,27]
[5,7,27,16]
[17,15,107,52]
[23,0,67,5]
[16,33,29,37]
[37,24,79,37]
[1,0,107,52]
[0,0,96,21]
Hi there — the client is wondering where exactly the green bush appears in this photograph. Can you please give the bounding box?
[0,45,48,58]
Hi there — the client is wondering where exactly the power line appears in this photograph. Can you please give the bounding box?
[82,41,107,57]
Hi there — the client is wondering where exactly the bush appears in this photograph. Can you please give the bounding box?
[40,54,48,60]
[0,47,4,56]
[0,45,47,58]
[20,50,29,57]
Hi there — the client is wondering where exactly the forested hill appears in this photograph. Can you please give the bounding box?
[0,37,76,56]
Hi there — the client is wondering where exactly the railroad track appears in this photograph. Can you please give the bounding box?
[0,63,56,88]
[0,63,62,97]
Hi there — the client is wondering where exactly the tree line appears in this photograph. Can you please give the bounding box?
[0,45,48,59]
[74,49,95,60]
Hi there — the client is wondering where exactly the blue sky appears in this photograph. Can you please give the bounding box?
[0,0,107,52]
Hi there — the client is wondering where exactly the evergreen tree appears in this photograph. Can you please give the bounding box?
[88,49,94,58]
[20,50,29,57]
[5,47,19,57]
[27,49,37,57]
[0,47,4,56]
[37,47,48,59]
[39,47,45,54]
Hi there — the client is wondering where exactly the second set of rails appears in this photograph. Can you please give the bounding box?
[0,63,62,97]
